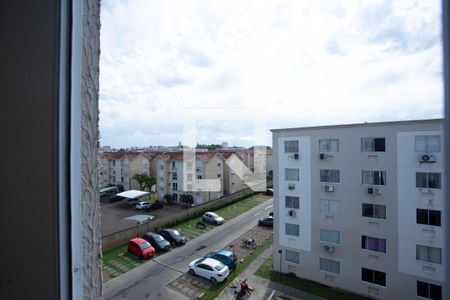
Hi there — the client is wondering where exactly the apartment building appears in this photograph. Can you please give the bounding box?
[155,151,225,204]
[271,119,444,300]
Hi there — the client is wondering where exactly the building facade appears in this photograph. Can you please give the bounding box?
[271,119,445,300]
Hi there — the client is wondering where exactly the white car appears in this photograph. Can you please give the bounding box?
[188,258,229,283]
[203,212,224,225]
[135,201,150,210]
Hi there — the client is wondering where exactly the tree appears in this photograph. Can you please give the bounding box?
[180,194,194,207]
[163,194,174,204]
[132,173,156,191]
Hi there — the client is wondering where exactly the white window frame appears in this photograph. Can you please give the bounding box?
[284,140,299,153]
[285,196,300,209]
[319,139,339,153]
[285,223,300,237]
[362,170,386,186]
[285,168,299,181]
[320,199,341,215]
[319,229,340,245]
[320,169,340,183]
[285,250,300,264]
[415,135,441,153]
[319,258,340,274]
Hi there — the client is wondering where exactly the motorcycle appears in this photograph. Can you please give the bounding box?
[230,278,252,299]
[241,238,257,249]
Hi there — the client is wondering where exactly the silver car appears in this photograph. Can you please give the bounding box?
[203,212,224,225]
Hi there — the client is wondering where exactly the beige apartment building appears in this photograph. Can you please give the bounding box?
[271,119,444,300]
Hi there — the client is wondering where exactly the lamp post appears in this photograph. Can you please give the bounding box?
[278,249,283,283]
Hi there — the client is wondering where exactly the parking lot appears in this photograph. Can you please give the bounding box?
[101,199,187,236]
[167,225,273,299]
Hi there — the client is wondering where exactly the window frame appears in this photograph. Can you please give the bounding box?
[319,139,339,153]
[416,209,441,226]
[416,172,441,189]
[284,140,299,153]
[416,245,442,264]
[361,137,386,152]
[285,168,300,181]
[285,250,300,264]
[285,196,300,209]
[320,169,340,183]
[320,199,341,215]
[415,135,441,153]
[285,223,300,237]
[319,229,340,245]
[361,235,387,253]
[319,257,340,274]
[361,267,386,287]
[362,203,386,219]
[361,170,386,186]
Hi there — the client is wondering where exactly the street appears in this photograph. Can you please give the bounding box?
[103,197,273,300]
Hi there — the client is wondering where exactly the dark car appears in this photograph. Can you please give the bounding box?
[258,216,273,227]
[145,201,163,211]
[204,249,238,270]
[158,229,186,246]
[142,232,171,252]
[108,195,125,203]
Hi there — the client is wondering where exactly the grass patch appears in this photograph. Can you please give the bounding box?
[255,259,370,300]
[199,237,273,300]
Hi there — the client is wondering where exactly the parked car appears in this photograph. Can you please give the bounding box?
[142,232,171,252]
[158,229,186,246]
[145,201,163,211]
[127,237,155,259]
[188,257,229,283]
[265,188,274,195]
[204,249,238,270]
[203,212,224,225]
[258,216,273,227]
[136,201,150,210]
[128,198,140,206]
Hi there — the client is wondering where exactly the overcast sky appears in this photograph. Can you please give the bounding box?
[99,0,442,148]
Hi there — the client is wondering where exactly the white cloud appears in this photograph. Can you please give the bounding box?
[99,0,442,148]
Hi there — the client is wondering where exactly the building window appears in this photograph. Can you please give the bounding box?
[416,173,441,189]
[186,161,193,169]
[172,172,177,180]
[172,183,178,191]
[187,184,193,192]
[217,162,222,167]
[416,245,441,264]
[197,174,202,179]
[415,135,441,153]
[285,223,300,236]
[417,209,441,226]
[361,137,385,152]
[320,199,341,215]
[285,250,299,264]
[285,196,300,209]
[361,268,386,286]
[284,140,299,153]
[362,171,386,185]
[187,173,193,181]
[285,168,299,181]
[320,169,340,183]
[319,258,340,274]
[217,174,221,178]
[362,236,386,253]
[112,160,116,166]
[362,204,386,219]
[319,139,339,152]
[172,161,176,168]
[417,281,442,300]
[172,193,178,201]
[320,229,340,244]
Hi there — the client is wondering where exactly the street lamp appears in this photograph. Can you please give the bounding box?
[278,249,283,283]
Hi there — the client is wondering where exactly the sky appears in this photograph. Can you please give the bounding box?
[99,0,443,148]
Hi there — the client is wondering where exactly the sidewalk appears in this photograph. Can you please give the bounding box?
[216,247,325,300]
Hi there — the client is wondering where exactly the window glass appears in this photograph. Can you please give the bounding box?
[362,171,386,185]
[416,173,441,189]
[320,169,340,183]
[285,223,300,236]
[416,245,442,264]
[320,199,341,214]
[361,236,386,253]
[285,250,300,264]
[415,135,441,153]
[320,229,340,244]
[319,258,340,274]
[284,140,299,153]
[361,138,385,152]
[285,168,299,181]
[417,281,442,300]
[319,139,339,152]
[285,196,300,209]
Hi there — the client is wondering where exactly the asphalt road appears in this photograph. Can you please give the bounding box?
[103,197,273,300]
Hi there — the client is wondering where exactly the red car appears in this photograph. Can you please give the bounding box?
[127,238,155,259]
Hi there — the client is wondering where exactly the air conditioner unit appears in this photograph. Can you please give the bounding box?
[323,244,335,252]
[288,210,296,217]
[323,185,334,192]
[367,187,380,195]
[293,153,299,160]
[319,153,326,160]
[288,184,295,190]
[419,153,436,163]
